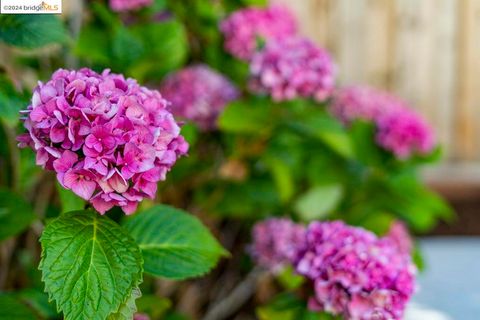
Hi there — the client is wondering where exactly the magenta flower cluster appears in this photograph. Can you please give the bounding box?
[220,5,297,61]
[250,219,415,319]
[18,68,188,215]
[250,218,305,272]
[249,37,335,102]
[160,65,239,131]
[295,221,416,320]
[386,221,413,256]
[109,0,152,12]
[331,86,435,159]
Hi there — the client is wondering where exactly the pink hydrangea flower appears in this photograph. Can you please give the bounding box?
[330,86,398,124]
[160,65,239,131]
[18,68,188,215]
[386,221,413,256]
[330,86,435,159]
[295,221,416,320]
[376,107,435,159]
[220,5,297,60]
[250,218,305,272]
[133,314,150,320]
[109,0,152,12]
[249,37,336,102]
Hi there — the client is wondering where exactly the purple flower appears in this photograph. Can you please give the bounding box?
[376,107,435,159]
[250,218,306,272]
[385,221,413,256]
[160,65,239,131]
[133,313,150,320]
[331,86,435,159]
[19,68,188,215]
[330,86,397,124]
[249,37,336,102]
[109,0,152,12]
[220,5,297,60]
[63,169,97,200]
[294,221,416,320]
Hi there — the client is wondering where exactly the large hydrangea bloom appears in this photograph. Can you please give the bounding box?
[109,0,152,12]
[220,5,297,60]
[249,37,336,102]
[160,65,239,131]
[331,86,435,159]
[18,68,188,214]
[294,221,416,320]
[251,218,305,272]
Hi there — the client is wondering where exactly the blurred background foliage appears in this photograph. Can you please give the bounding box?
[0,0,453,319]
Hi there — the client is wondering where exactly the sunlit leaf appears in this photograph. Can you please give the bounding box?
[123,205,227,280]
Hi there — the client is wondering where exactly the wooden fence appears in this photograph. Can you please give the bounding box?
[274,0,480,184]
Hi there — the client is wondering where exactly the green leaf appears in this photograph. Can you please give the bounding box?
[74,26,110,65]
[218,99,273,134]
[287,112,354,159]
[256,293,325,320]
[0,294,37,320]
[0,74,28,127]
[241,0,268,6]
[0,15,67,48]
[294,184,343,221]
[137,295,171,319]
[0,188,36,242]
[264,157,295,203]
[386,174,454,232]
[257,293,304,320]
[39,210,143,320]
[56,183,85,213]
[359,211,396,235]
[16,289,57,319]
[130,20,188,80]
[348,121,383,165]
[107,287,141,320]
[211,179,280,218]
[180,123,199,146]
[112,26,144,68]
[123,204,227,280]
[277,266,304,290]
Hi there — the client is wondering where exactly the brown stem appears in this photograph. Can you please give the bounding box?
[202,267,263,320]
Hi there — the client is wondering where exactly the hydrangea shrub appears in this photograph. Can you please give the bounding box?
[0,0,453,319]
[14,70,226,320]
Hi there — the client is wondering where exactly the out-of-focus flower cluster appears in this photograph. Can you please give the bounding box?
[18,68,188,215]
[221,5,335,102]
[295,221,416,320]
[220,5,297,61]
[160,65,239,131]
[250,218,305,272]
[249,37,335,102]
[133,313,150,320]
[386,221,413,256]
[109,0,152,12]
[251,219,415,319]
[331,86,435,159]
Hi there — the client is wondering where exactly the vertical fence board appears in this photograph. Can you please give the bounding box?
[457,0,480,160]
[329,0,368,83]
[363,0,395,89]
